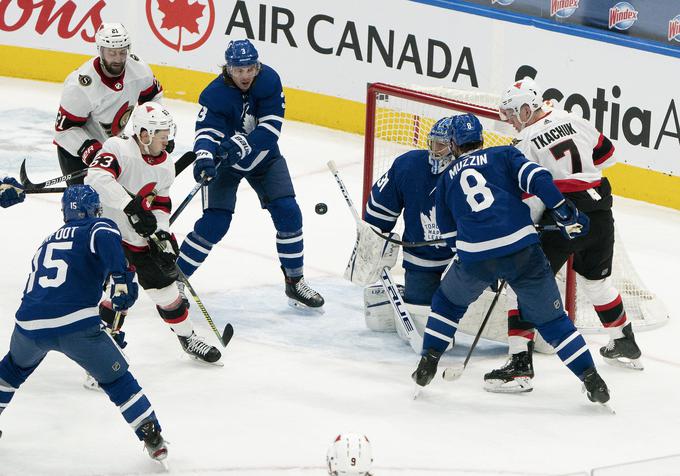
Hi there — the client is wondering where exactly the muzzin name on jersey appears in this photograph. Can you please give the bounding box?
[530,123,577,149]
[448,154,488,178]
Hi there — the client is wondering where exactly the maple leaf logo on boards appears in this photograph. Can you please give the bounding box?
[146,0,215,52]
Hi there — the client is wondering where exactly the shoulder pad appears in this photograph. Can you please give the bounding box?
[78,74,93,87]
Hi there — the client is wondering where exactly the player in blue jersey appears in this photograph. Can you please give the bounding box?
[0,176,25,208]
[360,117,456,337]
[412,114,610,404]
[176,39,324,310]
[0,186,168,464]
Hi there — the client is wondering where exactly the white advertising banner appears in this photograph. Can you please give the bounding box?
[0,0,678,175]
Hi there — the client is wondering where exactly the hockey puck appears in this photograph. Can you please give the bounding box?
[315,203,328,215]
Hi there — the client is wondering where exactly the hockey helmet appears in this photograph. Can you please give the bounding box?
[62,185,102,222]
[326,433,373,476]
[95,23,131,50]
[132,102,176,142]
[450,113,484,148]
[498,77,543,122]
[427,116,455,174]
[225,39,260,67]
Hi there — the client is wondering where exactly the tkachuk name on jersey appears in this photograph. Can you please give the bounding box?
[530,123,577,149]
[448,154,488,178]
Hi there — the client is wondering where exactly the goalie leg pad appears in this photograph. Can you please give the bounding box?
[363,284,399,332]
[345,221,400,286]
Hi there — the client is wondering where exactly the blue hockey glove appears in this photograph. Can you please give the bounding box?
[0,176,26,208]
[218,134,252,166]
[550,199,590,240]
[110,270,139,311]
[193,150,216,183]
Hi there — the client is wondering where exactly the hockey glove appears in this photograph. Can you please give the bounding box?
[78,139,103,166]
[550,199,590,240]
[149,230,180,280]
[218,134,252,166]
[193,150,216,183]
[0,176,26,208]
[124,193,157,238]
[110,270,139,311]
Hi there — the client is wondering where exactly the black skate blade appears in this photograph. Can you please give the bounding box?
[220,323,234,347]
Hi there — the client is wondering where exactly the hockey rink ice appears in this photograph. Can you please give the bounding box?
[0,77,679,475]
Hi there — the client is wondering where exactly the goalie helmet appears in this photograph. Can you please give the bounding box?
[62,185,102,223]
[450,113,484,148]
[427,116,454,174]
[326,433,373,476]
[498,77,543,124]
[225,39,260,67]
[95,23,131,50]
[132,102,176,141]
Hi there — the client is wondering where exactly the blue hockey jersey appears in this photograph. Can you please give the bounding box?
[435,145,564,263]
[15,218,127,337]
[193,64,285,172]
[364,150,454,272]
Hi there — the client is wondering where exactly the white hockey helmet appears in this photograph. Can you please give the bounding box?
[95,23,131,50]
[326,433,373,476]
[498,77,543,122]
[132,102,176,142]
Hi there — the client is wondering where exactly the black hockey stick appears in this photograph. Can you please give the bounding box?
[442,280,507,381]
[19,151,196,191]
[25,187,66,194]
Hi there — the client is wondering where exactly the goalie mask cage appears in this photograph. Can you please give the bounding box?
[362,82,669,334]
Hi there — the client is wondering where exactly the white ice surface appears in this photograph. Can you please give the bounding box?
[0,77,679,476]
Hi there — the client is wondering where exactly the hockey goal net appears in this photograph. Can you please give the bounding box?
[363,82,669,338]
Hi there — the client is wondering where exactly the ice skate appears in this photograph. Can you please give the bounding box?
[412,348,442,393]
[582,367,612,410]
[139,420,168,469]
[484,341,534,393]
[599,323,643,370]
[282,267,325,311]
[177,331,222,365]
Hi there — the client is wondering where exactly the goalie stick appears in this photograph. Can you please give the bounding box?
[442,280,507,381]
[327,160,420,353]
[19,151,196,191]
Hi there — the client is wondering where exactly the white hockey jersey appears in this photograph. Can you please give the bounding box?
[85,136,173,249]
[514,109,616,193]
[55,55,163,157]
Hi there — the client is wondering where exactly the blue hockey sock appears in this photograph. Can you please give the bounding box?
[0,353,39,414]
[100,371,161,440]
[421,289,466,354]
[277,229,303,277]
[178,231,215,277]
[537,316,595,380]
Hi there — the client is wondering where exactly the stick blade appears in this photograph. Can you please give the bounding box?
[442,364,465,382]
[220,323,234,347]
[19,159,36,189]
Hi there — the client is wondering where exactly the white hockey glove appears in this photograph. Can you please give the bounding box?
[344,221,399,286]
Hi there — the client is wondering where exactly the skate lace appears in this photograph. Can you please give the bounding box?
[186,334,213,356]
[604,339,616,351]
[295,278,317,299]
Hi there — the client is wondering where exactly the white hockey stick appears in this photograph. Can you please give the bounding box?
[327,160,420,353]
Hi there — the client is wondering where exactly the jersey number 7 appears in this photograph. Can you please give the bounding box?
[549,139,582,174]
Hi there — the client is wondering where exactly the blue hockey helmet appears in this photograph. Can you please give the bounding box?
[427,116,455,174]
[450,113,483,148]
[62,185,102,222]
[225,39,259,67]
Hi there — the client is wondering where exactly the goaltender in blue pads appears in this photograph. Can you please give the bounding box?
[411,113,611,405]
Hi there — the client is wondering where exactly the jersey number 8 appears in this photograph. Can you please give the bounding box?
[460,169,494,212]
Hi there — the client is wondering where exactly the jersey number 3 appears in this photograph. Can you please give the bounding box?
[460,169,494,212]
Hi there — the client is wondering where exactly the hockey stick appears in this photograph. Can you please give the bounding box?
[169,159,224,225]
[326,160,420,352]
[442,280,507,381]
[19,151,196,191]
[25,187,66,194]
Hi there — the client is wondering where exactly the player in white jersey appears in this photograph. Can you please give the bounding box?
[85,102,222,365]
[484,78,642,393]
[55,23,164,185]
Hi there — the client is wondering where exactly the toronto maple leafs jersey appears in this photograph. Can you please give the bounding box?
[435,145,565,263]
[85,136,173,248]
[15,217,126,338]
[193,64,284,172]
[364,150,453,272]
[55,55,163,157]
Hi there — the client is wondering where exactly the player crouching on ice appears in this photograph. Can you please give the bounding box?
[412,113,611,405]
[0,186,168,465]
[85,103,221,365]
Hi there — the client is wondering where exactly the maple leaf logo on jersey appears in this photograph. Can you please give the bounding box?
[241,104,256,134]
[420,206,443,248]
[146,0,215,52]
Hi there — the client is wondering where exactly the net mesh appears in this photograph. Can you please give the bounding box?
[365,83,668,335]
